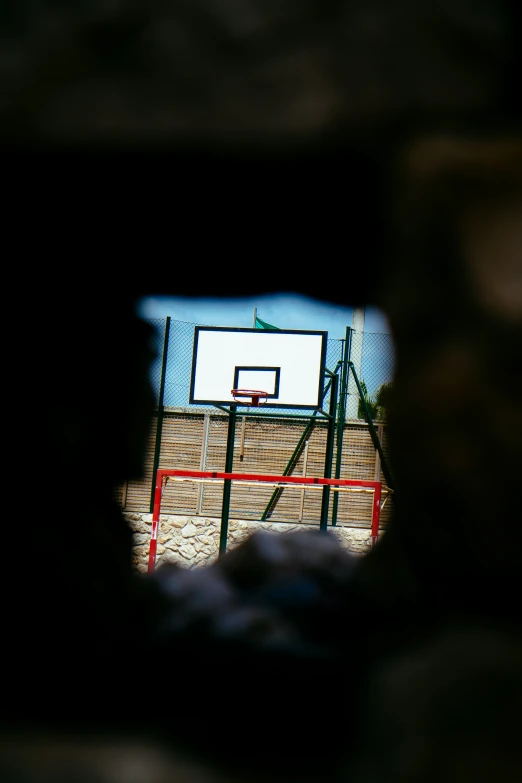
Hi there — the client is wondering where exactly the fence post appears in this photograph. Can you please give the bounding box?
[320,371,338,530]
[331,326,350,526]
[196,413,211,514]
[348,361,394,492]
[219,404,237,555]
[149,316,171,513]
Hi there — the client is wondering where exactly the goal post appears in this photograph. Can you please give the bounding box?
[147,469,384,572]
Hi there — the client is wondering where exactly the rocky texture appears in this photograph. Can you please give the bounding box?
[125,512,377,572]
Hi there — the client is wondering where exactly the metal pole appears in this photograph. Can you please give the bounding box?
[149,316,171,513]
[346,325,353,367]
[219,403,237,555]
[298,442,310,522]
[331,326,350,526]
[196,413,210,514]
[320,372,338,530]
[239,415,246,461]
[260,414,317,521]
[348,361,395,491]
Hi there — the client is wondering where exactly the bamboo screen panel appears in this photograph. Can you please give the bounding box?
[119,410,392,530]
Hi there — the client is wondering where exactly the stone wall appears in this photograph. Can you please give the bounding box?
[125,512,379,573]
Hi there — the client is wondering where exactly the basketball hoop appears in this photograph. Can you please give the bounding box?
[231,389,268,407]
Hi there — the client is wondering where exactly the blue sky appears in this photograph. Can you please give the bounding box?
[137,293,391,339]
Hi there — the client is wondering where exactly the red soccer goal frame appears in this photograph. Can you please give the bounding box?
[147,469,384,572]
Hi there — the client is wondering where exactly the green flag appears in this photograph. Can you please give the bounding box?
[255,315,280,330]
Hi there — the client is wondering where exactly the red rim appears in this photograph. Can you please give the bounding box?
[231,389,269,406]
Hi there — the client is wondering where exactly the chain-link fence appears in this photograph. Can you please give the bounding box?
[146,317,395,422]
[118,316,396,530]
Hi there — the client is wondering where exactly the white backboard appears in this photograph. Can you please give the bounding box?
[189,326,328,409]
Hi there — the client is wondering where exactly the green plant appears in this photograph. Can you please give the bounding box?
[358,380,393,420]
[375,381,393,414]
